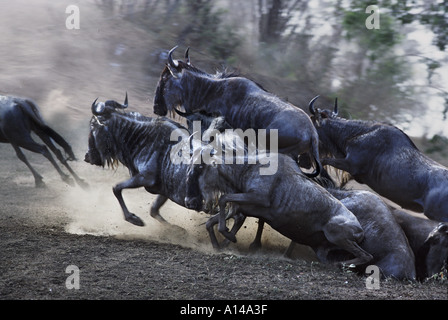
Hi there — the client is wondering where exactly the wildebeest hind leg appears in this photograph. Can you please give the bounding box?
[249,219,265,252]
[217,193,270,242]
[334,239,373,267]
[12,145,45,188]
[16,137,74,186]
[206,212,247,249]
[149,195,169,224]
[36,132,88,189]
[113,173,156,227]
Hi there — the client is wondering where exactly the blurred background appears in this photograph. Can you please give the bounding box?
[0,0,447,160]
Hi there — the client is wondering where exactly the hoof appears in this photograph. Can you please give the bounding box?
[221,230,237,243]
[249,241,262,253]
[35,180,46,188]
[126,214,145,227]
[63,176,75,187]
[77,179,90,190]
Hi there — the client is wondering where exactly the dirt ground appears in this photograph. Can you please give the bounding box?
[0,0,446,303]
[0,149,447,302]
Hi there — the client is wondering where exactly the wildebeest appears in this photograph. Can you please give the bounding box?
[305,180,416,280]
[192,145,373,267]
[392,208,448,280]
[0,95,87,188]
[84,95,246,243]
[153,46,322,178]
[309,96,448,222]
[85,94,191,226]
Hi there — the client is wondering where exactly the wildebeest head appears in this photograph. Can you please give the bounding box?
[308,95,339,125]
[153,46,199,116]
[84,93,128,167]
[416,223,448,280]
[306,95,344,158]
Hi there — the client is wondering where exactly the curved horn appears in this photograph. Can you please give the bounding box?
[105,100,127,110]
[308,95,320,115]
[91,98,102,115]
[168,45,179,68]
[333,98,338,116]
[185,47,190,65]
[173,105,191,118]
[123,92,128,108]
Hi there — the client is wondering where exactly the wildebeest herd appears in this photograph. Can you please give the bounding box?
[2,46,448,282]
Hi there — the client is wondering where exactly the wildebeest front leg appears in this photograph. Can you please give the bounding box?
[217,193,270,242]
[113,172,156,227]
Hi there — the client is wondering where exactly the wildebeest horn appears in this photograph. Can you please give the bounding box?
[91,98,103,115]
[308,95,320,115]
[334,98,338,116]
[185,47,190,65]
[173,105,191,118]
[168,45,179,68]
[123,92,128,108]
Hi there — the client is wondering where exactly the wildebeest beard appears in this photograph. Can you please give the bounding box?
[86,112,169,173]
[87,116,120,169]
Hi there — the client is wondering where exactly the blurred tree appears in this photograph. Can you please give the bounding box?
[100,0,447,133]
[178,0,241,61]
[389,0,448,51]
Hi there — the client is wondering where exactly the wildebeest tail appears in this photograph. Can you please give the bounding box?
[304,136,322,178]
[17,99,76,160]
[304,154,321,178]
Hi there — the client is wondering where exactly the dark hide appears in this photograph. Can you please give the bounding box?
[0,95,87,188]
[153,46,322,178]
[86,99,193,226]
[392,209,448,280]
[310,181,416,280]
[195,147,373,267]
[309,97,448,222]
[85,98,246,245]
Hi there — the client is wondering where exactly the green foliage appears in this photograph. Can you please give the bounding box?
[389,0,448,51]
[425,134,448,155]
[343,1,401,59]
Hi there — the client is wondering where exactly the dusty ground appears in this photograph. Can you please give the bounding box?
[0,149,446,302]
[0,0,446,303]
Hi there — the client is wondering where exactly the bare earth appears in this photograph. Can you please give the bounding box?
[0,0,446,305]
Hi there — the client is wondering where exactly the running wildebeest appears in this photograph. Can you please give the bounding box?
[153,46,322,180]
[191,144,373,267]
[0,95,87,188]
[84,95,246,243]
[392,209,448,280]
[308,96,448,222]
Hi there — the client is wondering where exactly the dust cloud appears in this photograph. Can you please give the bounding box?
[0,0,303,257]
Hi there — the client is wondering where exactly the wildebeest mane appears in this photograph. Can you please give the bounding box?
[91,110,184,173]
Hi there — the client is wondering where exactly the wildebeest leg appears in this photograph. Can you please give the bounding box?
[325,226,373,266]
[206,214,223,249]
[217,193,270,242]
[284,241,296,258]
[249,219,265,252]
[149,195,169,224]
[113,172,157,227]
[13,139,73,186]
[35,132,88,189]
[11,145,45,188]
[322,157,353,174]
[206,212,247,249]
